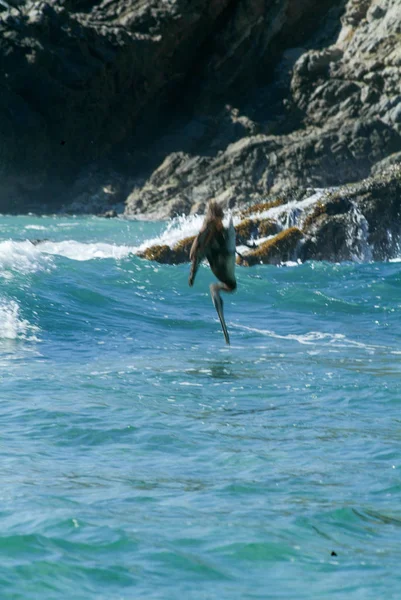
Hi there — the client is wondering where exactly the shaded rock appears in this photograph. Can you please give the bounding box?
[138,163,401,266]
[98,209,118,219]
[302,195,352,229]
[301,213,355,262]
[125,0,401,219]
[171,236,196,263]
[301,165,401,262]
[2,0,401,228]
[0,0,238,211]
[235,219,257,244]
[370,151,401,176]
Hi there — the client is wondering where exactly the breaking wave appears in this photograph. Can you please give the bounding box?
[36,240,137,261]
[0,240,53,278]
[0,299,39,341]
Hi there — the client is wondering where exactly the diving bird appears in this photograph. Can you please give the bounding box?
[189,201,236,344]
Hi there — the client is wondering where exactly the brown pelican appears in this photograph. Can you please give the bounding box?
[189,201,236,344]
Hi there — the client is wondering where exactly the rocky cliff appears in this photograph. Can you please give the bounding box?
[1,0,401,268]
[1,0,400,218]
[124,0,401,219]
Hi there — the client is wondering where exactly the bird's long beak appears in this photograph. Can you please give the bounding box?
[211,291,230,345]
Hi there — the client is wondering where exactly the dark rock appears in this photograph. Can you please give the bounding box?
[237,227,304,266]
[98,209,118,218]
[301,165,401,262]
[1,0,401,229]
[236,217,280,246]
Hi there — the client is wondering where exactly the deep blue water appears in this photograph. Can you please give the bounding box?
[1,214,401,599]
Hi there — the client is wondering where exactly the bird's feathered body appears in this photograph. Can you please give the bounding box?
[189,202,236,344]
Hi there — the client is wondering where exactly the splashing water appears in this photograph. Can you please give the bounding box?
[0,240,53,278]
[346,203,373,262]
[0,299,39,341]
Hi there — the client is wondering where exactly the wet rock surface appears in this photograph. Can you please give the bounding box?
[138,163,401,265]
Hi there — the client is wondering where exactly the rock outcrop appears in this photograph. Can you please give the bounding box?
[138,162,401,266]
[124,0,401,218]
[1,0,401,241]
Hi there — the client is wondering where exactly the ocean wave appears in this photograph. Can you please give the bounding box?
[37,240,137,261]
[0,240,53,278]
[0,299,39,341]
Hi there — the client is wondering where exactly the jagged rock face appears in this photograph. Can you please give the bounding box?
[1,0,235,210]
[124,0,401,218]
[1,0,401,219]
[300,165,401,262]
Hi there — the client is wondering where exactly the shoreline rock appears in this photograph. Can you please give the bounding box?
[137,163,401,265]
[1,0,401,270]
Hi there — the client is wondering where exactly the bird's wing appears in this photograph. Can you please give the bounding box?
[226,217,236,254]
[189,228,208,286]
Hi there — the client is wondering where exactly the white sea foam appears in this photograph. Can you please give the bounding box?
[134,214,205,252]
[25,191,329,264]
[36,240,137,261]
[24,225,48,231]
[250,190,328,228]
[0,240,52,277]
[0,299,39,341]
[0,189,349,269]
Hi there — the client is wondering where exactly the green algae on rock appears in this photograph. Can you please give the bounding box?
[139,235,196,264]
[237,227,304,266]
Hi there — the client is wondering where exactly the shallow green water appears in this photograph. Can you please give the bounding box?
[1,214,401,599]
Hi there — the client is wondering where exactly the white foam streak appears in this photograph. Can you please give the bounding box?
[233,323,381,351]
[38,240,136,261]
[252,190,327,227]
[24,225,47,231]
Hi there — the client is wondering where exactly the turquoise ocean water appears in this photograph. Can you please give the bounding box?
[1,213,401,599]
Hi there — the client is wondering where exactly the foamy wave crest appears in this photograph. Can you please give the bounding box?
[0,241,52,278]
[249,190,327,228]
[37,240,137,261]
[136,191,329,254]
[135,211,245,252]
[24,225,48,231]
[135,214,205,252]
[0,300,39,341]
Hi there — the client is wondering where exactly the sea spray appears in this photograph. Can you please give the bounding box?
[0,299,39,341]
[0,240,52,278]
